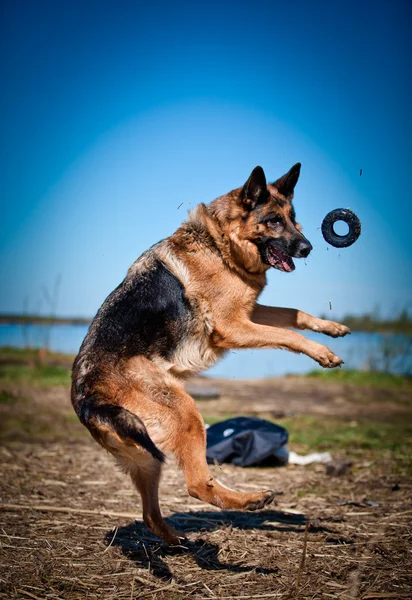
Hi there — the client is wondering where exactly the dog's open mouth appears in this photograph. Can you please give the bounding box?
[266,244,295,272]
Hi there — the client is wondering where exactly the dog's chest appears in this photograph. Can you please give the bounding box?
[156,299,224,376]
[168,335,225,375]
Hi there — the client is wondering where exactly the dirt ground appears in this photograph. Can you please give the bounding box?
[1,371,411,599]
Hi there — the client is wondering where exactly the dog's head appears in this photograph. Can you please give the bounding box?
[224,164,312,273]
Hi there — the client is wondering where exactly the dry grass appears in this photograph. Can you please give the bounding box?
[0,354,411,599]
[1,443,411,599]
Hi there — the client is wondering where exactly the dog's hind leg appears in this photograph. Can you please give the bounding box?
[125,457,184,545]
[75,393,184,545]
[113,375,275,512]
[91,429,184,545]
[164,388,276,511]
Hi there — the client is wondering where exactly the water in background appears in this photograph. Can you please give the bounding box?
[0,323,409,378]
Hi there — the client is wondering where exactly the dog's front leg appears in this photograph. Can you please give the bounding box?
[213,319,343,368]
[252,304,350,338]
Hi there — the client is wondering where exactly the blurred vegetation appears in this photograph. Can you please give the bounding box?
[0,313,90,325]
[1,307,412,332]
[0,390,23,405]
[324,307,412,334]
[0,347,73,386]
[306,368,412,388]
[280,413,412,453]
[364,333,412,375]
[0,363,72,387]
[0,346,74,365]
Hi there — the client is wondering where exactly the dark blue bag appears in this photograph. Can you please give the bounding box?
[206,417,289,467]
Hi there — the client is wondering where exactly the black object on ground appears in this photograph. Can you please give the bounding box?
[321,208,361,248]
[206,417,288,467]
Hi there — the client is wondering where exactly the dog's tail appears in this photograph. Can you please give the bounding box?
[76,396,165,463]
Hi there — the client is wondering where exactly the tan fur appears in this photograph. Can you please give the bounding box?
[155,241,192,288]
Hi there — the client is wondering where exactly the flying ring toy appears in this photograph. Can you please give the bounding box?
[321,208,361,248]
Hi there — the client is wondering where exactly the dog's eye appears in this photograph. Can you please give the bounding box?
[266,216,283,227]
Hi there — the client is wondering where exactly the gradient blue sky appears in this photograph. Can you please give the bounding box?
[1,0,411,320]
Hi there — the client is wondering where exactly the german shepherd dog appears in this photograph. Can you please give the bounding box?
[71,163,349,544]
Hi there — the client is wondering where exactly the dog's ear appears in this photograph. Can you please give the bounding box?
[273,163,301,197]
[240,166,269,210]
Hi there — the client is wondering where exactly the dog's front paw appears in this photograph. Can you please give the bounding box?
[314,346,344,369]
[312,319,351,338]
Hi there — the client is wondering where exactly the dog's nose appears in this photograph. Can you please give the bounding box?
[295,239,312,258]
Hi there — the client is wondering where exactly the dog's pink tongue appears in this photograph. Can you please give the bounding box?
[282,258,294,272]
[269,245,295,271]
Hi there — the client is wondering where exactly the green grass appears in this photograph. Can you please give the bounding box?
[279,414,412,452]
[280,414,412,475]
[0,346,75,365]
[305,368,412,388]
[0,363,71,387]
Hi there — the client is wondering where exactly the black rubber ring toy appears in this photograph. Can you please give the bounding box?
[321,208,361,248]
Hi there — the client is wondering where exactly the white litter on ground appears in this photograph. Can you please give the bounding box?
[288,450,332,465]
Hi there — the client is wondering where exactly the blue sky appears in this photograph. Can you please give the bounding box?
[1,0,411,320]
